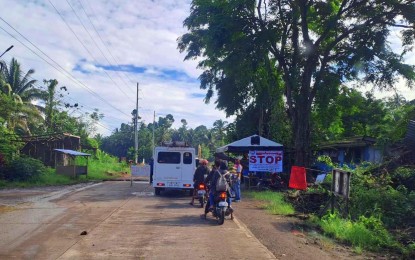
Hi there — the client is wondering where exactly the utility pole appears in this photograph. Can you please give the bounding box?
[134,82,139,164]
[152,110,155,154]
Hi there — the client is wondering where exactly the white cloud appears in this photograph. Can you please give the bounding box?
[0,0,229,136]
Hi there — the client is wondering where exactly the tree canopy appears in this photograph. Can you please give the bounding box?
[178,0,415,165]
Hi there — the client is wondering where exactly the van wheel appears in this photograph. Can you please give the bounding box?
[155,188,161,196]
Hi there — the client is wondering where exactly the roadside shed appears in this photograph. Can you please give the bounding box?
[216,135,283,153]
[21,133,81,166]
[54,149,91,178]
[216,135,284,188]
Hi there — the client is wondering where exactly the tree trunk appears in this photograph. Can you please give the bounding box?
[293,99,311,167]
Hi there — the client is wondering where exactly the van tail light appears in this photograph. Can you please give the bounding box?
[219,192,227,199]
[156,183,165,186]
[183,184,191,187]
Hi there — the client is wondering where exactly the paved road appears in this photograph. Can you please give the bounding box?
[0,181,275,259]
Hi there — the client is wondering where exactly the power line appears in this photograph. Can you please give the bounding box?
[49,0,135,103]
[26,76,129,127]
[76,0,137,93]
[81,0,138,86]
[0,20,131,118]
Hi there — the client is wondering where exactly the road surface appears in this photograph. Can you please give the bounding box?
[0,181,275,259]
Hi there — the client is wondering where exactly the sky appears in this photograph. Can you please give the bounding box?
[0,0,230,136]
[0,1,414,136]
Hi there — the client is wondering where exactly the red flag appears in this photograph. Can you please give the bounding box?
[289,166,307,190]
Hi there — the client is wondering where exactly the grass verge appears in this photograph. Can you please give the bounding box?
[0,158,130,188]
[244,190,295,215]
[308,213,405,254]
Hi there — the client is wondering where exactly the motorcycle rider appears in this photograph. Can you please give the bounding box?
[190,159,209,205]
[206,159,232,211]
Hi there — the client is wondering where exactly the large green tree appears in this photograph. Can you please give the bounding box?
[179,0,415,166]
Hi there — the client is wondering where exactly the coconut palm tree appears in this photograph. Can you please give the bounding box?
[0,58,44,135]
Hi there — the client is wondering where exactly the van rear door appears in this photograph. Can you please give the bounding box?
[156,151,181,187]
[181,151,194,184]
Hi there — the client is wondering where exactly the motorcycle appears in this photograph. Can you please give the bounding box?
[256,172,286,191]
[196,183,207,208]
[204,190,234,225]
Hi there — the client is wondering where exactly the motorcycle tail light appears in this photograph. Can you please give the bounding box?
[199,184,205,189]
[219,192,227,199]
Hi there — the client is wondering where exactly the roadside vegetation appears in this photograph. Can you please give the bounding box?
[0,151,129,188]
[245,190,295,215]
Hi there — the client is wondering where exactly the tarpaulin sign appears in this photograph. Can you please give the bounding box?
[248,150,283,172]
[131,165,150,177]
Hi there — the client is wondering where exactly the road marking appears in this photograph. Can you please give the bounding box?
[131,192,154,196]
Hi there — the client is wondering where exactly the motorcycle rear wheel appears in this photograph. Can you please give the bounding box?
[217,208,225,225]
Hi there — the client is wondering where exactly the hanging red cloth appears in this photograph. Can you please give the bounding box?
[289,166,307,190]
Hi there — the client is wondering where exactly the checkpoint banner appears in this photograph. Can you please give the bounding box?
[131,165,150,177]
[249,150,283,172]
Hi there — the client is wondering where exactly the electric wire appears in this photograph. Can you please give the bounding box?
[81,0,137,86]
[49,0,134,103]
[76,0,137,92]
[26,77,127,128]
[0,21,131,118]
[64,0,136,94]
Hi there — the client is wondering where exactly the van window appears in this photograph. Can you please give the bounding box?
[157,152,181,164]
[183,152,192,164]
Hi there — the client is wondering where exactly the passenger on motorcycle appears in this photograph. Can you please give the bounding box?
[190,159,209,205]
[206,159,232,211]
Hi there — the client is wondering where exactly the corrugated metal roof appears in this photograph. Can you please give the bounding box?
[54,149,91,156]
[405,120,415,149]
[318,136,376,149]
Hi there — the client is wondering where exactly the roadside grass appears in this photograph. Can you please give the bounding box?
[0,168,79,188]
[307,213,403,254]
[0,157,130,188]
[87,159,129,180]
[244,190,295,215]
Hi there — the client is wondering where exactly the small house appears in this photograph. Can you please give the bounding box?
[316,136,382,166]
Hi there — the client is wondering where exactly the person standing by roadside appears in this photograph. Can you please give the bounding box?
[233,158,242,202]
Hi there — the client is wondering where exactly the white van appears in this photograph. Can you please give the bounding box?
[152,142,196,195]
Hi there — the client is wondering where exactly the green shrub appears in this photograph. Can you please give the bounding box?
[4,157,46,181]
[391,167,415,191]
[350,166,415,228]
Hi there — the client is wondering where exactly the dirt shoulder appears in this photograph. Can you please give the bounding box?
[231,197,384,260]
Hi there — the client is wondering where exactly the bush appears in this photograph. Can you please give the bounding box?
[350,166,415,229]
[391,167,415,191]
[4,157,46,181]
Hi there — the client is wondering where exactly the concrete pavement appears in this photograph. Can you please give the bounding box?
[0,181,276,259]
